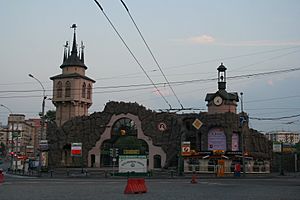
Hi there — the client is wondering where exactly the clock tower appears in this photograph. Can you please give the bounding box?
[205,63,239,114]
[50,24,96,126]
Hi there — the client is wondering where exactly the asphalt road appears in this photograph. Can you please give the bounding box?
[1,174,300,200]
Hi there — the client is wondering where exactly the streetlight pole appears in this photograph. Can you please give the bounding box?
[29,74,46,140]
[29,74,47,175]
[240,92,246,177]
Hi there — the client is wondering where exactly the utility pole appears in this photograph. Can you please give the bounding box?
[29,74,47,175]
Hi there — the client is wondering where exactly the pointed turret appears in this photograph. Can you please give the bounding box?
[63,41,69,62]
[71,24,78,55]
[80,41,85,63]
[60,24,87,69]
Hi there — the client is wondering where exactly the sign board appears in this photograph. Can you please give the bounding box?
[39,140,48,151]
[208,128,226,151]
[157,122,167,131]
[273,142,282,153]
[123,149,140,155]
[192,119,203,130]
[41,151,48,167]
[119,155,147,173]
[71,143,82,157]
[181,141,191,156]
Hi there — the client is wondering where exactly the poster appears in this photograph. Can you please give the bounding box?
[208,128,226,150]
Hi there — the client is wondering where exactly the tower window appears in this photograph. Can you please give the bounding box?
[87,84,92,99]
[82,83,86,98]
[65,81,71,97]
[56,81,62,98]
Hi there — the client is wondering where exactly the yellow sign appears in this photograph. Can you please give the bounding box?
[213,150,225,155]
[123,149,140,155]
[192,119,203,130]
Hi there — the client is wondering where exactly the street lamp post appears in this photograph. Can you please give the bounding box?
[29,74,47,175]
[240,92,246,177]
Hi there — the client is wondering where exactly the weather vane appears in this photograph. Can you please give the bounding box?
[70,24,77,32]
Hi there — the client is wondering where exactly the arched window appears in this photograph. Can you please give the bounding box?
[87,84,92,99]
[56,81,62,98]
[65,81,71,97]
[82,83,86,98]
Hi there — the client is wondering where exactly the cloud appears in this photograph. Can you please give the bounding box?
[267,79,274,86]
[218,40,300,47]
[178,35,300,47]
[152,87,171,96]
[186,34,215,44]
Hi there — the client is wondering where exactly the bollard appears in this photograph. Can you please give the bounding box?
[0,169,4,183]
[66,170,70,176]
[170,170,174,178]
[50,170,53,178]
[85,169,88,176]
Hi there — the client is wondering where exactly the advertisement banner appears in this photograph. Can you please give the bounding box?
[208,128,226,151]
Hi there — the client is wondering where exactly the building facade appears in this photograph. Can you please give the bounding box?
[265,131,300,145]
[7,114,36,165]
[47,26,272,173]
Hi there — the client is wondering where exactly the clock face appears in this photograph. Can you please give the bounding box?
[213,96,223,106]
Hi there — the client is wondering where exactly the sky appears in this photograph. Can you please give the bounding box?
[0,0,300,133]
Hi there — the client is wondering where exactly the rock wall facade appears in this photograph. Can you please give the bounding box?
[47,101,272,168]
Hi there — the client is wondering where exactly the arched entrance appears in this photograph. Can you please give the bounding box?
[100,118,149,167]
[88,113,166,169]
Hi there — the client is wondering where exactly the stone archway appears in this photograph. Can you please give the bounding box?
[88,113,166,169]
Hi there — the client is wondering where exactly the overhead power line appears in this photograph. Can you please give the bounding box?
[250,114,300,121]
[93,0,172,109]
[0,66,299,97]
[119,0,184,109]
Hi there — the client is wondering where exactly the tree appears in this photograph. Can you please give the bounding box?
[295,142,300,154]
[39,110,56,122]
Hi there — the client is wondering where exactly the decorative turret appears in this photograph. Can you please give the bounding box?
[60,24,87,69]
[217,63,227,90]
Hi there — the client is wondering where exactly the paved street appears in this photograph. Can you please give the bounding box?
[1,174,300,200]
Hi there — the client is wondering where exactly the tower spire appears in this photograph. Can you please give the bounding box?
[80,41,85,63]
[71,24,78,55]
[63,41,69,62]
[60,24,87,69]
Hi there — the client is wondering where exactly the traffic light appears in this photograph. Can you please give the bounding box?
[115,148,119,157]
[109,148,113,157]
[109,148,119,158]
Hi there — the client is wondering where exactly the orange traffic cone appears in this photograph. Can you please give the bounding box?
[191,174,197,184]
